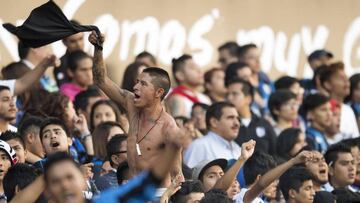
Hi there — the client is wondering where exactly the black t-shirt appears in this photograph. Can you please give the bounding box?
[332,188,360,203]
[236,114,277,155]
[3,1,101,49]
[314,191,336,203]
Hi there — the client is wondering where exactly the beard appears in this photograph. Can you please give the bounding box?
[2,115,16,122]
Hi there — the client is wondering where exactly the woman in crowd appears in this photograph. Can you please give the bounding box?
[90,99,129,132]
[276,128,307,161]
[92,121,125,161]
[92,121,126,176]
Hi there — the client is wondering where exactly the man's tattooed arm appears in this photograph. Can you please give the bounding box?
[92,45,106,85]
[90,31,133,110]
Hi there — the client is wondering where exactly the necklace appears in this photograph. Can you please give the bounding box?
[135,107,163,156]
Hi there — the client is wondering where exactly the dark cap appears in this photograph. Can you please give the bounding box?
[192,159,228,180]
[308,49,334,63]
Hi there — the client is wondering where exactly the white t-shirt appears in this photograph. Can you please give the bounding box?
[234,188,264,203]
[326,133,343,145]
[8,125,17,132]
[181,93,211,118]
[0,125,18,135]
[340,104,359,139]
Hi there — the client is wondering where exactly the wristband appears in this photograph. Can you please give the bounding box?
[81,133,92,142]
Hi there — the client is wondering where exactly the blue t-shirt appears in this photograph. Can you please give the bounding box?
[306,127,329,154]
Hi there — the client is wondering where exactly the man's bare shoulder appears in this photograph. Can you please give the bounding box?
[162,111,177,124]
[162,111,179,132]
[162,111,192,147]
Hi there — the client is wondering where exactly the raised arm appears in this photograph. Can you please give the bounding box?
[14,55,57,95]
[88,31,133,109]
[243,151,313,203]
[214,140,256,191]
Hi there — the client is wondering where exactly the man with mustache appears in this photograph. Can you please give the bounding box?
[226,78,277,155]
[184,102,241,168]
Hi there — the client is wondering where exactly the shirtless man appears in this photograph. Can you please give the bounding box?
[88,31,184,186]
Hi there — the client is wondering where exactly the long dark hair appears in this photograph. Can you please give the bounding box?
[121,62,147,91]
[276,128,303,160]
[90,100,122,131]
[92,121,123,160]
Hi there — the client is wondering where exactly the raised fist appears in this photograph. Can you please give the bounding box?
[88,31,104,47]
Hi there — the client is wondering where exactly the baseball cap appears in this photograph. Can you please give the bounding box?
[308,49,334,63]
[0,140,18,165]
[192,159,228,180]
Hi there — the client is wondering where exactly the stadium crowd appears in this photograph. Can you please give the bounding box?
[0,8,360,203]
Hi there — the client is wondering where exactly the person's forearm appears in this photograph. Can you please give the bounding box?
[244,158,295,203]
[159,196,169,203]
[257,159,295,189]
[214,157,246,191]
[10,175,45,203]
[159,192,171,203]
[14,64,47,95]
[92,45,107,85]
[92,44,132,109]
[83,136,94,156]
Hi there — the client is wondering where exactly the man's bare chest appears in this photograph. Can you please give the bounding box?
[129,114,166,143]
